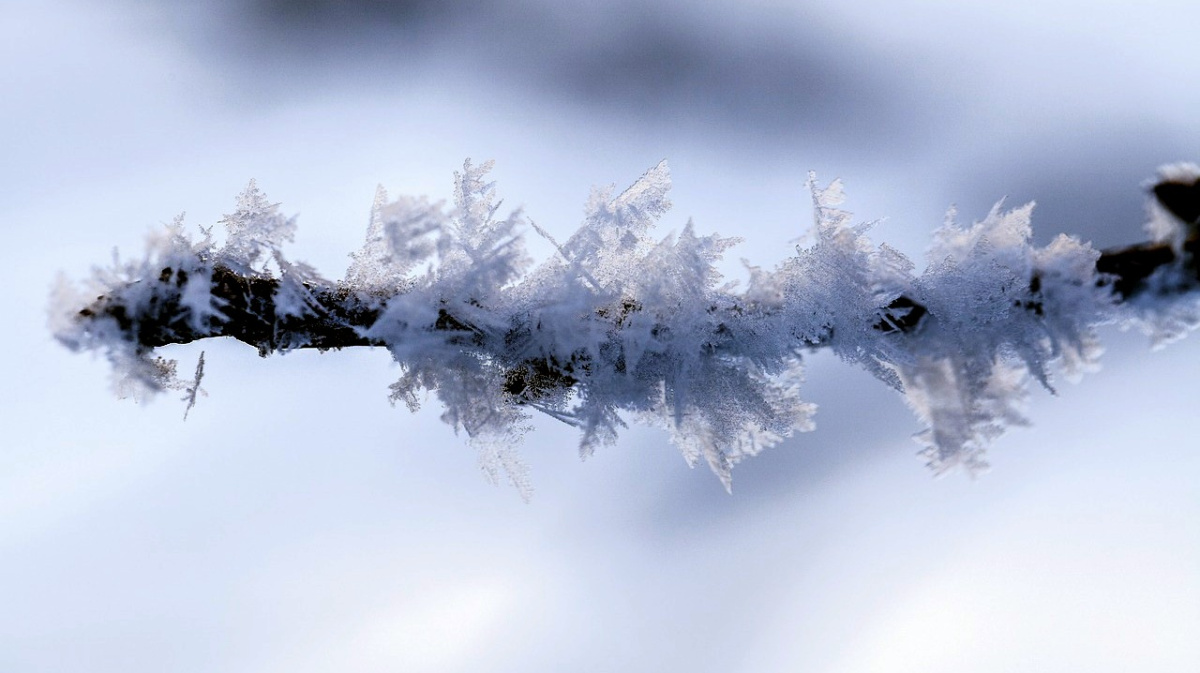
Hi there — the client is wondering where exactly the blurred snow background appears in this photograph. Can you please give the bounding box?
[2,0,1198,670]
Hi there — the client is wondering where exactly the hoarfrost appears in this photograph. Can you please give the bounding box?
[1121,162,1200,347]
[891,200,1109,470]
[56,159,1196,494]
[181,352,207,420]
[1124,290,1200,349]
[1145,162,1200,251]
[50,213,218,408]
[218,180,297,274]
[273,255,323,321]
[346,186,446,294]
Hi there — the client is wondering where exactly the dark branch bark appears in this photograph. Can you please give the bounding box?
[80,265,386,354]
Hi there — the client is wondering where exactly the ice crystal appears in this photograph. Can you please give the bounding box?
[891,200,1109,471]
[218,180,297,274]
[56,158,1192,494]
[346,187,446,295]
[181,351,207,421]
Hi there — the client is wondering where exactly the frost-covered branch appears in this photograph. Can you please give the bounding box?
[52,161,1200,496]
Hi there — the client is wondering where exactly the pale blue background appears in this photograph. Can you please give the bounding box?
[2,1,1198,670]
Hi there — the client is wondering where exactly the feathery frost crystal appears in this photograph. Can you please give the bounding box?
[52,160,1198,495]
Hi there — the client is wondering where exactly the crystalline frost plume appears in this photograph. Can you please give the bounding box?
[54,159,1194,494]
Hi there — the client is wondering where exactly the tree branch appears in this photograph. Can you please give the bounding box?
[54,161,1200,491]
[77,178,1200,353]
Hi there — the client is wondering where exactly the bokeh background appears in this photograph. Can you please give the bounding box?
[2,1,1198,671]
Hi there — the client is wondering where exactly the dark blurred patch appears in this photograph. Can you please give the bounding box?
[538,5,911,149]
[155,0,938,155]
[1154,179,1200,226]
[239,0,485,48]
[253,0,460,26]
[946,128,1199,249]
[191,0,486,63]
